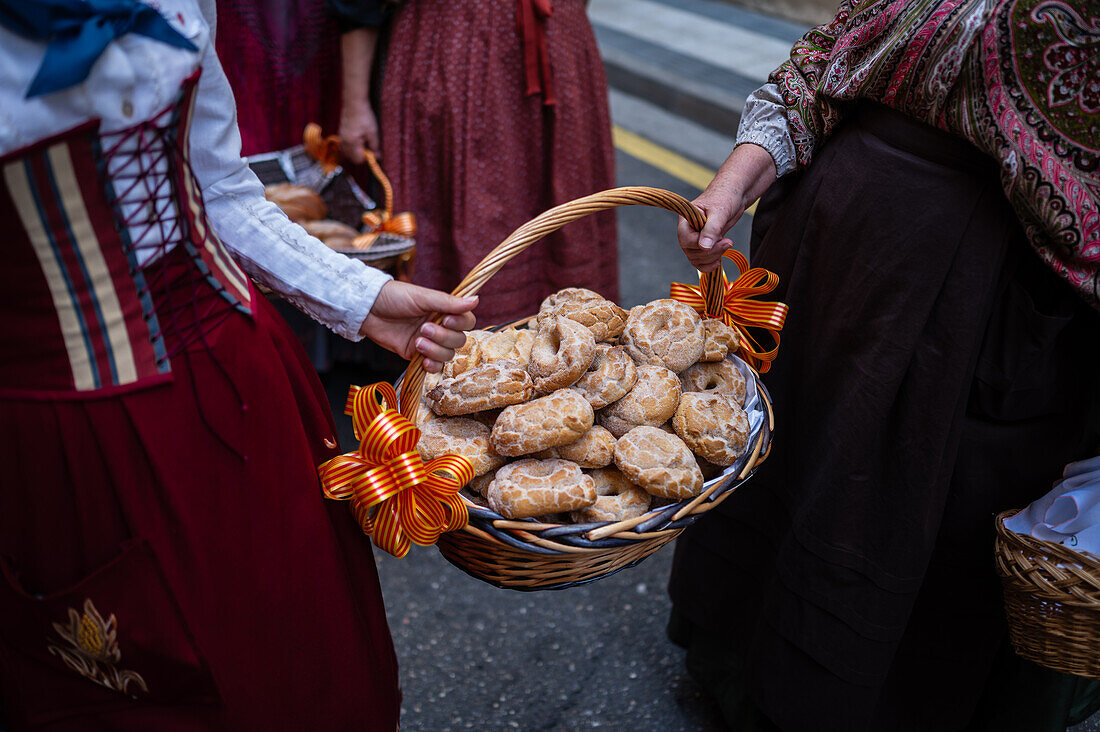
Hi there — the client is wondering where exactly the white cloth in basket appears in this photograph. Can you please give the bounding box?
[1004,456,1100,555]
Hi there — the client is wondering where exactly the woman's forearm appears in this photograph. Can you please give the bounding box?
[340,27,379,112]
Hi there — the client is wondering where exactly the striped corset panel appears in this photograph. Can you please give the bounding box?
[0,74,254,396]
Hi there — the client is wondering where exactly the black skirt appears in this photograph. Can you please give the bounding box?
[668,103,1100,731]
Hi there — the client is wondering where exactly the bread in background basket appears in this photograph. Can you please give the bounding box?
[256,125,417,273]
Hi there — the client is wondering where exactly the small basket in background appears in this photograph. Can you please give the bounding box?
[249,126,416,277]
[995,509,1100,679]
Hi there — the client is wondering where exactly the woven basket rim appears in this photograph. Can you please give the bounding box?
[400,341,773,554]
[995,509,1100,571]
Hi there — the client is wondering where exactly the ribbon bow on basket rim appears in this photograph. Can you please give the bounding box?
[317,383,474,558]
[671,249,788,373]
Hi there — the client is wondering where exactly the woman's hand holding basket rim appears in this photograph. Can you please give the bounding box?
[359,282,478,372]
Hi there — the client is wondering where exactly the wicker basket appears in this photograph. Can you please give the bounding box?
[396,186,776,590]
[994,509,1100,679]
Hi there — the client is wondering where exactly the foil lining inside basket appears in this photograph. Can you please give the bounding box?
[332,233,415,262]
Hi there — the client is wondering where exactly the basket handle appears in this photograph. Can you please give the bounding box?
[362,148,394,220]
[399,185,709,417]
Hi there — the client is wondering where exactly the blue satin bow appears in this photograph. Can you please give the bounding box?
[0,0,197,98]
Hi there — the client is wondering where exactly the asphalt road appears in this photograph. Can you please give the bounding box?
[373,541,725,731]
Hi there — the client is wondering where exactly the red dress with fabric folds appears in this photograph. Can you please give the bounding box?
[0,80,399,730]
[380,0,619,325]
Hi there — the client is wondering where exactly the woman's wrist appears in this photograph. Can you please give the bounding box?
[708,143,777,215]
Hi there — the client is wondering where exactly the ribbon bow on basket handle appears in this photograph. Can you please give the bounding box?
[302,123,417,250]
[303,122,342,175]
[317,383,474,558]
[355,147,417,250]
[670,249,789,373]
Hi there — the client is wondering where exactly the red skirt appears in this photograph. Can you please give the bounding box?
[0,285,399,729]
[380,0,619,325]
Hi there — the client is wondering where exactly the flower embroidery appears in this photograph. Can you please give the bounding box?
[1033,1,1100,113]
[47,599,149,697]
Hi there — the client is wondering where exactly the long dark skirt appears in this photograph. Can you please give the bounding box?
[668,103,1100,731]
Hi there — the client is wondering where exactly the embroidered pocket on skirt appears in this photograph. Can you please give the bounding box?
[0,538,219,727]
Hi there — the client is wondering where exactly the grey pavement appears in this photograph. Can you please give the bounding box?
[325,0,1100,729]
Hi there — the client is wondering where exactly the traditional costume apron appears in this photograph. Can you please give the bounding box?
[668,103,1100,731]
[0,76,400,730]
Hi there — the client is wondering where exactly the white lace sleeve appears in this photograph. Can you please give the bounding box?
[736,83,797,178]
[186,0,389,342]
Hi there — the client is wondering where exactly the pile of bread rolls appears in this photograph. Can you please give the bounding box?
[416,288,754,524]
[265,183,361,250]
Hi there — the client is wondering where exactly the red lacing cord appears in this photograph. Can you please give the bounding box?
[98,106,249,458]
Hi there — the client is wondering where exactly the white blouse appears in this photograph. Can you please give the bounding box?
[0,0,389,341]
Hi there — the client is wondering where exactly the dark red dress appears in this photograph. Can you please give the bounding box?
[0,80,399,730]
[379,0,619,325]
[214,0,343,156]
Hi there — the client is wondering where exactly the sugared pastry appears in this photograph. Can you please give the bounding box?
[415,396,439,428]
[614,426,704,500]
[569,467,651,523]
[537,287,628,342]
[597,365,681,438]
[442,329,491,379]
[491,388,594,456]
[480,327,536,367]
[486,459,598,519]
[700,318,740,362]
[301,219,360,250]
[535,425,616,469]
[467,408,504,429]
[673,392,751,466]
[527,314,597,394]
[571,344,638,409]
[414,371,444,427]
[417,417,506,477]
[620,299,705,373]
[427,360,535,415]
[264,183,326,222]
[678,359,747,406]
[696,455,726,481]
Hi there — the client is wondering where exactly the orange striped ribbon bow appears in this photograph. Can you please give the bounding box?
[303,123,341,174]
[670,249,789,373]
[353,149,417,250]
[317,383,473,558]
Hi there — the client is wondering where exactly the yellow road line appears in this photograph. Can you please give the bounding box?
[612,125,714,191]
[612,124,757,216]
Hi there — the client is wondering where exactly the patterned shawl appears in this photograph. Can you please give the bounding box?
[771,0,1099,308]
